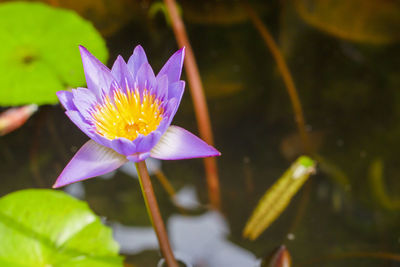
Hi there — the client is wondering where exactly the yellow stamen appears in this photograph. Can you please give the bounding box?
[91,88,164,141]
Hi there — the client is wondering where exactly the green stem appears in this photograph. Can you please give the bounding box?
[135,161,178,267]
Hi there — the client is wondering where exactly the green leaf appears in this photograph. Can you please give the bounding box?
[0,189,123,267]
[0,2,108,106]
[243,156,316,240]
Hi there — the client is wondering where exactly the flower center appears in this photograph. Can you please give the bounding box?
[91,88,164,141]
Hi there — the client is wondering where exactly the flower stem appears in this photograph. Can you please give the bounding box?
[135,161,178,267]
[163,0,221,209]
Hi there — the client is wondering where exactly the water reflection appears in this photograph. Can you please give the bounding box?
[169,211,260,267]
[109,184,260,267]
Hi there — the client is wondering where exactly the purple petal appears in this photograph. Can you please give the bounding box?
[111,137,137,156]
[127,45,148,78]
[57,90,76,111]
[79,46,114,99]
[150,126,221,160]
[64,111,115,153]
[127,152,151,162]
[53,140,128,188]
[136,63,156,94]
[156,74,168,101]
[65,110,95,139]
[161,98,178,128]
[71,88,97,121]
[134,131,162,153]
[149,100,178,141]
[165,81,185,122]
[156,47,185,83]
[111,55,135,92]
[168,81,185,101]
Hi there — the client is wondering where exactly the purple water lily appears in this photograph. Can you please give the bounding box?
[54,45,220,188]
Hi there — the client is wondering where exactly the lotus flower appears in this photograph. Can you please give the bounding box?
[54,45,220,188]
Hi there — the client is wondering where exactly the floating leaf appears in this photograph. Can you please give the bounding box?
[0,2,108,106]
[13,0,141,37]
[0,189,123,266]
[243,156,316,240]
[295,0,400,44]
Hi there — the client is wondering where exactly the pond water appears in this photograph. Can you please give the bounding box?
[1,0,400,266]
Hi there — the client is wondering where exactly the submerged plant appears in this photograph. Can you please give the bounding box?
[243,156,315,240]
[54,45,220,266]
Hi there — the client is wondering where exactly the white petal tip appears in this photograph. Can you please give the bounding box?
[151,126,221,160]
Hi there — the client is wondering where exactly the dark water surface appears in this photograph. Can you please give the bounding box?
[1,1,400,266]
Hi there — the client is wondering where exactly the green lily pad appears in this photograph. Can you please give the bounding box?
[0,2,108,106]
[0,189,123,267]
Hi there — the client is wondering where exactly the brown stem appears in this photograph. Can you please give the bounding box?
[135,161,178,267]
[163,0,221,209]
[243,2,311,154]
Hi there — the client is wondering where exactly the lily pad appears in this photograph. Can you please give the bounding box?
[0,2,108,106]
[0,189,123,266]
[295,0,400,44]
